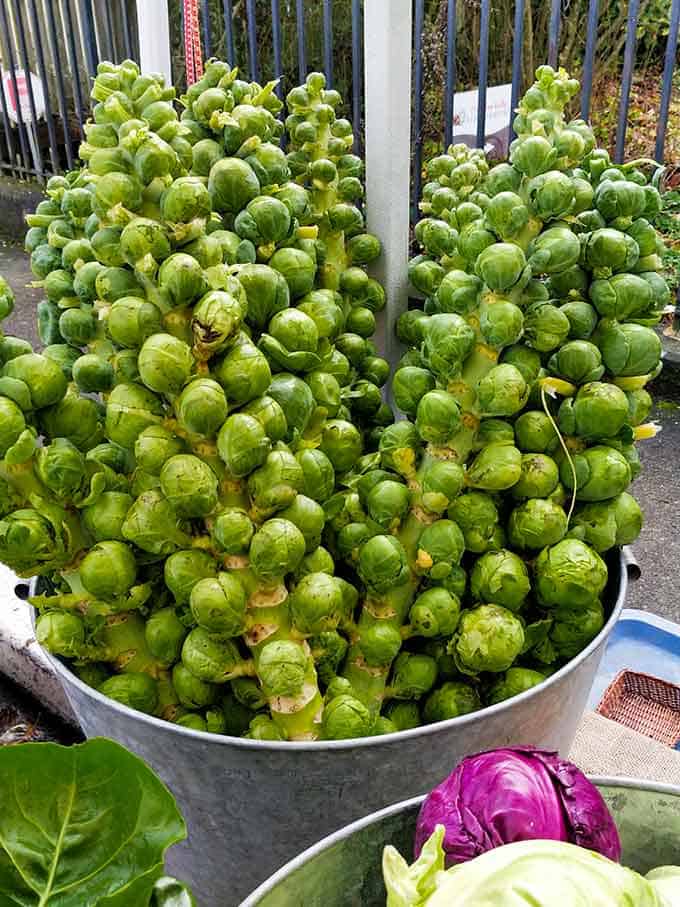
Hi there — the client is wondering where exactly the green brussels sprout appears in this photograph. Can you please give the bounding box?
[523,301,571,353]
[137,332,193,396]
[246,715,285,740]
[477,300,526,358]
[190,573,247,637]
[527,170,575,219]
[289,572,346,635]
[457,220,496,263]
[321,694,373,740]
[382,700,421,731]
[93,171,142,220]
[181,627,242,683]
[560,444,632,501]
[499,345,542,386]
[570,491,643,552]
[396,309,428,346]
[378,421,421,477]
[145,607,188,666]
[40,391,103,452]
[484,191,529,239]
[420,460,465,515]
[79,540,137,599]
[488,667,545,704]
[470,548,530,612]
[268,247,316,299]
[626,388,652,426]
[96,267,145,305]
[415,390,461,446]
[453,604,524,675]
[436,270,483,316]
[357,623,402,668]
[596,320,662,377]
[208,158,260,215]
[409,587,461,637]
[594,178,646,222]
[278,494,325,552]
[0,397,26,458]
[250,518,306,580]
[423,681,481,722]
[559,300,598,341]
[547,600,605,660]
[475,242,527,292]
[0,335,32,366]
[508,497,568,550]
[191,290,243,360]
[466,442,522,492]
[449,492,499,553]
[99,674,158,715]
[362,480,409,532]
[306,370,341,417]
[590,273,653,321]
[163,548,217,605]
[192,137,223,176]
[557,381,629,441]
[248,449,305,516]
[268,372,316,441]
[35,437,87,501]
[71,354,115,394]
[216,413,271,477]
[1,353,67,410]
[172,663,217,709]
[484,162,521,195]
[547,263,590,301]
[133,425,184,475]
[157,253,208,308]
[175,378,228,437]
[477,364,528,417]
[310,630,349,684]
[258,639,308,698]
[160,454,218,517]
[510,452,560,499]
[416,519,465,579]
[107,297,163,350]
[208,507,254,555]
[547,340,605,384]
[408,255,445,295]
[240,394,287,444]
[58,306,97,346]
[121,489,192,555]
[390,652,438,699]
[584,227,639,276]
[534,538,607,609]
[421,313,476,380]
[36,611,85,658]
[473,419,516,452]
[319,419,362,473]
[511,134,557,176]
[213,335,272,407]
[415,217,458,256]
[358,534,410,593]
[527,226,581,275]
[259,307,320,371]
[82,491,134,542]
[298,290,345,340]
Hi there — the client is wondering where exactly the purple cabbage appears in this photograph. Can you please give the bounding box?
[414,746,621,866]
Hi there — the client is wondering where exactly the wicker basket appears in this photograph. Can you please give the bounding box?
[597,670,680,747]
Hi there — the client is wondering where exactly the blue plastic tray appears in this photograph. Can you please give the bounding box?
[588,609,680,718]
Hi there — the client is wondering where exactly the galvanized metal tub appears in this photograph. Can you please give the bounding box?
[25,548,635,905]
[242,777,680,906]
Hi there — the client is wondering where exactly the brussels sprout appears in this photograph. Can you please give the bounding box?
[258,639,308,698]
[190,573,247,636]
[488,666,545,704]
[477,364,528,416]
[570,491,643,552]
[0,397,26,457]
[278,494,326,552]
[547,340,605,384]
[298,290,345,340]
[259,307,320,371]
[409,587,461,637]
[381,700,420,731]
[145,607,188,666]
[596,320,662,377]
[546,599,605,660]
[213,335,272,407]
[322,694,373,739]
[320,419,362,473]
[475,242,527,292]
[250,518,306,580]
[514,411,557,453]
[358,534,410,593]
[484,191,529,240]
[99,674,158,715]
[158,253,208,308]
[560,444,632,502]
[357,623,403,667]
[527,226,581,275]
[71,354,115,394]
[423,681,481,722]
[268,372,316,442]
[192,289,244,358]
[511,135,557,176]
[181,627,242,683]
[534,538,607,609]
[421,313,476,380]
[162,549,217,606]
[289,572,348,635]
[470,549,531,612]
[452,604,525,674]
[408,255,445,295]
[415,390,461,445]
[79,540,136,599]
[215,413,269,477]
[434,270,481,317]
[208,158,260,215]
[511,452,560,499]
[449,491,499,553]
[108,297,163,349]
[457,221,496,263]
[559,300,598,341]
[2,353,67,409]
[527,170,575,219]
[158,454,219,517]
[499,345,542,386]
[590,273,653,321]
[479,299,524,349]
[416,519,465,580]
[0,335,32,366]
[584,227,639,276]
[175,378,228,437]
[293,448,335,503]
[421,460,465,514]
[173,663,217,709]
[508,497,568,550]
[82,491,134,542]
[466,442,522,492]
[36,611,85,658]
[557,381,629,441]
[523,301,570,353]
[389,652,438,699]
[269,247,316,299]
[626,388,652,426]
[484,162,521,195]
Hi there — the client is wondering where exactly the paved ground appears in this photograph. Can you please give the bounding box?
[0,675,82,745]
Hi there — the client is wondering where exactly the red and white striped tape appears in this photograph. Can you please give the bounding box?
[183,0,204,85]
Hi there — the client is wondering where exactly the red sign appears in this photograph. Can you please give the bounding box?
[1,69,45,123]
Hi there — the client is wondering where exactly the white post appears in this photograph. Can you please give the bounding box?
[136,0,173,85]
[364,0,413,372]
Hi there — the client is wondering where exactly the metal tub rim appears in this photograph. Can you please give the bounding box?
[240,775,680,906]
[33,546,632,752]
